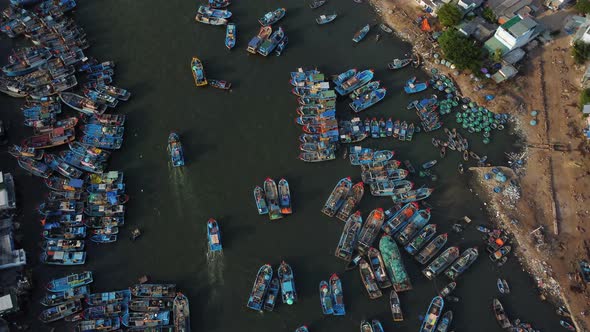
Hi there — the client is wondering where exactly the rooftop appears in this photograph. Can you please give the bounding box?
[501,15,538,37]
[484,35,510,55]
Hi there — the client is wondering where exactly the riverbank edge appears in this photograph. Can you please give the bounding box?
[367,0,584,329]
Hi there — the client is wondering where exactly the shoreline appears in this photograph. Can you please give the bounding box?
[369,0,590,329]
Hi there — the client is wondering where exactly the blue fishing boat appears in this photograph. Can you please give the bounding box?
[83,89,118,108]
[43,225,87,239]
[95,85,131,101]
[278,178,292,214]
[333,68,357,86]
[258,8,286,26]
[173,292,190,332]
[263,277,279,311]
[275,36,288,56]
[360,320,373,332]
[59,150,105,174]
[60,92,107,116]
[367,247,392,289]
[82,124,125,138]
[209,0,231,8]
[350,81,380,100]
[391,187,434,204]
[335,211,363,261]
[167,132,185,167]
[17,156,53,178]
[197,5,232,19]
[423,246,460,280]
[247,264,273,311]
[3,48,52,77]
[335,69,374,95]
[321,177,352,217]
[295,326,309,332]
[248,26,273,54]
[41,251,86,265]
[404,76,428,94]
[253,186,269,215]
[225,23,236,50]
[130,284,176,298]
[419,296,444,332]
[41,286,88,307]
[422,160,437,169]
[278,261,297,305]
[122,311,170,327]
[77,317,121,332]
[444,247,478,280]
[84,204,124,217]
[47,271,93,292]
[369,179,413,197]
[370,118,379,138]
[195,13,228,25]
[79,134,123,150]
[86,289,132,306]
[352,24,370,43]
[45,176,84,192]
[42,239,84,252]
[330,273,345,315]
[372,320,385,332]
[350,88,386,113]
[395,209,431,245]
[264,178,283,220]
[416,233,448,264]
[207,218,222,252]
[258,27,285,56]
[39,200,84,216]
[316,13,337,24]
[39,299,82,323]
[90,234,117,243]
[83,302,128,319]
[405,224,437,255]
[87,182,126,194]
[319,280,334,314]
[44,154,83,179]
[436,311,453,332]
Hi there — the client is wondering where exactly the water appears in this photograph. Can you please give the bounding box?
[0,0,565,331]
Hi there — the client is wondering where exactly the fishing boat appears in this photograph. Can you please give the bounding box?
[253,186,269,215]
[122,311,170,327]
[76,317,121,332]
[310,0,327,8]
[489,245,511,261]
[3,48,52,77]
[47,271,93,292]
[83,302,127,319]
[436,311,453,332]
[247,264,273,311]
[17,156,53,178]
[60,92,107,115]
[357,208,385,254]
[85,216,124,229]
[404,76,428,94]
[86,289,131,306]
[209,79,231,90]
[209,0,231,8]
[95,85,131,101]
[38,200,84,217]
[190,57,207,87]
[423,246,460,280]
[360,320,373,332]
[353,24,370,43]
[439,282,456,298]
[335,211,363,261]
[379,235,412,292]
[43,226,87,240]
[335,69,374,95]
[382,202,418,235]
[444,247,478,280]
[173,292,190,332]
[9,145,44,160]
[329,273,345,315]
[316,13,337,25]
[422,160,437,169]
[258,8,286,26]
[321,177,352,217]
[166,132,185,167]
[350,81,380,100]
[90,234,117,243]
[492,298,512,328]
[395,209,431,245]
[332,68,357,86]
[295,326,309,332]
[319,280,333,314]
[264,178,283,220]
[39,300,82,323]
[263,277,279,311]
[194,13,228,25]
[369,179,413,196]
[561,320,576,331]
[405,224,436,255]
[387,58,411,70]
[389,290,403,321]
[278,178,292,214]
[391,187,434,204]
[129,297,173,312]
[497,278,510,294]
[41,286,88,307]
[130,284,176,298]
[278,261,297,305]
[367,247,392,289]
[248,26,273,54]
[197,5,232,19]
[84,204,124,217]
[372,320,384,332]
[45,176,84,192]
[335,181,364,222]
[275,36,289,56]
[419,296,444,332]
[258,27,285,56]
[350,88,386,113]
[206,218,222,252]
[359,258,382,299]
[22,127,75,149]
[380,23,393,33]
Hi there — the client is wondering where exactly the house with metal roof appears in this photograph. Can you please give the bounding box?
[0,172,15,214]
[484,15,541,55]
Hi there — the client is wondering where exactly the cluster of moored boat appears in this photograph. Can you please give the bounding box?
[247,261,297,311]
[38,271,190,331]
[246,8,288,56]
[190,56,231,90]
[194,0,232,26]
[253,178,292,220]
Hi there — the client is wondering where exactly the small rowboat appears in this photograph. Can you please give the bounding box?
[316,13,337,25]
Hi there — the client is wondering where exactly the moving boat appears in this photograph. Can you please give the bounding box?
[253,186,269,215]
[367,247,392,289]
[335,181,364,222]
[387,58,411,70]
[423,246,460,280]
[86,289,131,306]
[278,261,297,305]
[358,258,382,299]
[258,8,286,26]
[436,311,453,332]
[310,0,327,9]
[209,79,231,90]
[47,271,93,292]
[264,178,283,220]
[263,277,279,311]
[247,26,273,54]
[278,178,292,214]
[173,292,190,332]
[321,177,352,217]
[41,286,88,307]
[353,24,370,43]
[247,264,273,311]
[379,235,412,292]
[382,202,418,235]
[130,284,176,298]
[329,273,345,315]
[319,280,334,314]
[395,209,431,245]
[405,224,437,255]
[207,218,222,252]
[39,299,82,323]
[335,211,363,262]
[194,13,228,25]
[167,133,185,167]
[316,13,337,25]
[356,208,385,254]
[60,92,107,115]
[492,298,512,329]
[419,296,444,332]
[190,57,207,87]
[444,247,478,280]
[389,290,403,321]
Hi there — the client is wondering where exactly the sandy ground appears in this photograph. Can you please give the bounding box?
[369,0,590,329]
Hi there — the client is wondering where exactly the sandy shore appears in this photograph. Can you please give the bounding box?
[369,0,590,329]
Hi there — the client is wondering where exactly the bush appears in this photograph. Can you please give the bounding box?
[572,41,590,64]
[437,3,462,27]
[580,89,590,110]
[482,7,496,23]
[438,29,483,71]
[492,48,503,62]
[576,0,590,14]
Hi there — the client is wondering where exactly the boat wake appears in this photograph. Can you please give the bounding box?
[206,250,225,290]
[168,165,198,217]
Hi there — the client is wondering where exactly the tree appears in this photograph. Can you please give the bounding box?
[492,48,503,62]
[437,4,462,27]
[438,30,483,71]
[576,0,590,14]
[572,40,590,64]
[580,89,590,112]
[482,7,496,23]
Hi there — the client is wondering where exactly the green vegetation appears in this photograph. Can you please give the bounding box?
[576,0,590,14]
[437,3,462,27]
[572,41,590,64]
[492,48,503,62]
[580,89,590,111]
[482,7,496,23]
[438,29,483,71]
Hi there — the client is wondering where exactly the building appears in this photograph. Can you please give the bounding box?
[0,217,25,271]
[545,0,572,11]
[458,16,496,42]
[458,0,484,13]
[491,64,518,83]
[0,172,15,214]
[487,0,538,24]
[415,0,450,16]
[573,16,590,44]
[484,15,541,55]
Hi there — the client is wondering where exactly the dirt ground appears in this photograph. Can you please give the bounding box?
[369,0,590,329]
